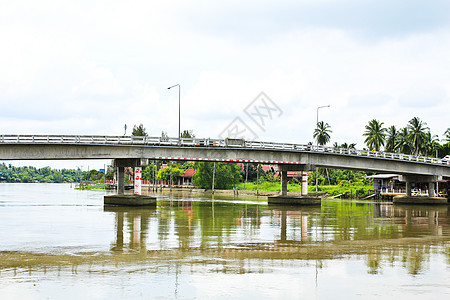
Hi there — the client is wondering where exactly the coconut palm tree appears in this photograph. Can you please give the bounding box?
[406,117,429,156]
[421,131,440,157]
[395,127,411,154]
[444,128,450,143]
[313,121,332,145]
[341,142,356,149]
[385,125,398,152]
[363,119,386,151]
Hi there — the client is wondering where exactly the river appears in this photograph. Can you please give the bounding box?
[0,183,448,299]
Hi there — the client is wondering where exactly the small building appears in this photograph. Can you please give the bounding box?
[367,174,402,193]
[367,174,448,197]
[180,169,196,186]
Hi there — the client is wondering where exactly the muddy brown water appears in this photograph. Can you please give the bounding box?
[0,183,448,299]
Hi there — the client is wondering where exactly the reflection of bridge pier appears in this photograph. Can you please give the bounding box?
[269,204,321,243]
[105,206,156,251]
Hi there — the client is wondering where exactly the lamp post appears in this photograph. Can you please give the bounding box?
[168,84,181,144]
[315,105,330,193]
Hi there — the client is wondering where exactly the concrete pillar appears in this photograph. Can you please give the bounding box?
[281,170,288,196]
[301,172,308,196]
[405,181,411,197]
[428,182,435,197]
[117,167,125,195]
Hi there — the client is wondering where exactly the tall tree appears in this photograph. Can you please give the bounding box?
[422,131,440,157]
[181,130,195,139]
[313,121,332,146]
[132,124,148,136]
[395,127,411,154]
[406,117,429,156]
[444,128,450,142]
[385,125,398,152]
[193,162,241,190]
[363,119,386,151]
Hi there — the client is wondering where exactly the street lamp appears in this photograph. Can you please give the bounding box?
[167,84,181,144]
[315,104,330,193]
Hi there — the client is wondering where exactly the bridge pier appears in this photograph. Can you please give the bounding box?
[268,165,320,205]
[394,175,447,205]
[104,159,156,207]
[117,166,125,195]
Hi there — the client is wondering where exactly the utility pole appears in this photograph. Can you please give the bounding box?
[256,164,259,197]
[212,162,216,194]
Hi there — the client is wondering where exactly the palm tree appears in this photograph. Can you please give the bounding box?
[444,128,450,143]
[385,125,397,152]
[340,142,356,149]
[406,117,429,156]
[313,121,332,146]
[363,119,386,151]
[422,131,439,157]
[395,127,411,154]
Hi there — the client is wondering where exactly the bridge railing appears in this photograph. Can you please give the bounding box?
[1,134,449,166]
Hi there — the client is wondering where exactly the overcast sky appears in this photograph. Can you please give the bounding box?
[1,0,450,170]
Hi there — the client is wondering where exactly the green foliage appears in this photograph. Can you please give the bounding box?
[313,121,332,145]
[264,172,279,183]
[193,162,241,190]
[363,119,386,151]
[407,117,429,156]
[157,166,183,182]
[444,128,450,142]
[240,163,267,182]
[132,124,148,136]
[83,169,104,182]
[181,130,195,138]
[395,127,411,154]
[0,163,84,183]
[385,125,397,152]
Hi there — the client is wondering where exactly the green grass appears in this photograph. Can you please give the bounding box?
[75,183,107,190]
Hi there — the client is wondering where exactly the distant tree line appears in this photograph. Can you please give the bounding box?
[0,163,84,183]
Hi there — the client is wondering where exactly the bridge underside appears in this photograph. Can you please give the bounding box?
[1,143,449,204]
[1,144,449,179]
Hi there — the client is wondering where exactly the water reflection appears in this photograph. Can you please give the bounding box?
[104,206,157,252]
[95,199,449,276]
[0,196,449,278]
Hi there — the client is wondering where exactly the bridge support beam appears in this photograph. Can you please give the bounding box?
[105,158,155,207]
[428,182,435,197]
[117,167,125,195]
[268,165,319,206]
[405,181,411,197]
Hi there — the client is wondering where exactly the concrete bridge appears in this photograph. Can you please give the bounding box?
[1,135,449,203]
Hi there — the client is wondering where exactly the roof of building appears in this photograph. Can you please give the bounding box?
[181,169,196,177]
[365,174,400,179]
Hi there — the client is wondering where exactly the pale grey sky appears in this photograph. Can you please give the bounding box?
[1,0,449,169]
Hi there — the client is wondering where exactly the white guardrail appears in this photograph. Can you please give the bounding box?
[0,134,449,166]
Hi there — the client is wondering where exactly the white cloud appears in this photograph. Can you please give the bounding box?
[1,0,450,169]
